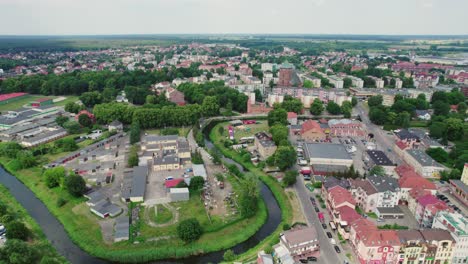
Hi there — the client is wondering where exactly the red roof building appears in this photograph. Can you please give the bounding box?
[300,120,326,141]
[75,110,96,123]
[326,186,356,213]
[0,92,28,103]
[165,178,184,188]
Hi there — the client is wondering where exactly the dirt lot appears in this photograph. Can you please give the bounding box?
[285,188,306,224]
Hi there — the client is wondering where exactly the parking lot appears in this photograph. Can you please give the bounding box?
[367,206,420,229]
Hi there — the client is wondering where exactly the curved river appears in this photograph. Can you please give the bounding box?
[0,123,282,264]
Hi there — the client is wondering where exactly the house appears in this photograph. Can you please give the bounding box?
[169,188,189,202]
[303,143,353,167]
[413,194,452,228]
[254,132,277,159]
[432,211,468,264]
[327,119,366,137]
[287,112,298,125]
[349,178,379,213]
[165,87,186,106]
[300,120,326,141]
[396,165,437,201]
[108,120,123,132]
[395,129,420,148]
[366,150,395,175]
[415,110,431,121]
[278,227,319,261]
[403,149,445,178]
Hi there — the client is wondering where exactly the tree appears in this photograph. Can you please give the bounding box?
[127,145,139,167]
[369,165,386,176]
[189,176,205,191]
[310,98,324,116]
[0,239,39,264]
[124,86,150,105]
[369,107,387,125]
[267,108,288,126]
[281,97,303,114]
[78,114,93,128]
[64,174,86,197]
[201,96,220,117]
[429,122,447,139]
[130,121,141,144]
[368,95,383,107]
[79,91,103,108]
[269,124,289,145]
[54,138,78,152]
[432,101,450,116]
[16,150,36,169]
[394,111,411,128]
[63,121,81,134]
[426,148,449,163]
[254,89,263,102]
[238,173,259,217]
[43,167,66,188]
[283,170,298,186]
[55,116,69,127]
[177,218,203,242]
[326,101,341,115]
[303,79,314,88]
[446,118,464,141]
[457,102,467,115]
[351,96,358,107]
[64,102,82,114]
[273,146,297,171]
[5,221,30,241]
[343,77,352,88]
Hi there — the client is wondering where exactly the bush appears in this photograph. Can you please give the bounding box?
[177,218,203,242]
[189,176,205,191]
[282,223,291,230]
[282,170,298,187]
[160,128,179,135]
[5,221,30,241]
[43,167,66,188]
[264,245,273,254]
[223,249,237,261]
[56,197,68,208]
[312,182,322,188]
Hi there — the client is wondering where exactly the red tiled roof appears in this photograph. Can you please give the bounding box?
[409,187,431,199]
[287,112,298,119]
[328,186,356,208]
[336,206,362,224]
[361,230,400,247]
[165,178,184,188]
[417,194,440,207]
[396,140,409,150]
[399,175,436,190]
[301,120,323,134]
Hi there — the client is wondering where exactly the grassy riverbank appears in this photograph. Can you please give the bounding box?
[209,122,294,262]
[0,183,67,263]
[0,146,268,262]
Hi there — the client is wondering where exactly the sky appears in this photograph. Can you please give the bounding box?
[0,0,467,35]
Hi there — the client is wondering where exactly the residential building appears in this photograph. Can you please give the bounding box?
[449,180,468,207]
[432,211,468,264]
[350,175,400,213]
[396,165,437,201]
[414,194,451,228]
[404,149,445,178]
[349,178,379,213]
[165,87,186,106]
[413,73,439,88]
[261,63,278,72]
[300,120,326,141]
[287,112,298,125]
[328,75,344,89]
[327,119,366,137]
[415,110,431,121]
[278,227,320,261]
[419,229,456,264]
[396,230,426,264]
[153,156,180,171]
[302,143,353,167]
[349,76,364,88]
[254,132,277,159]
[366,150,396,175]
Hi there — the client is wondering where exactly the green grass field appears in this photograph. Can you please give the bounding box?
[145,127,191,137]
[227,122,268,141]
[152,206,173,224]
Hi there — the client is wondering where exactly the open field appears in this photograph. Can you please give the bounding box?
[229,121,269,140]
[145,126,191,137]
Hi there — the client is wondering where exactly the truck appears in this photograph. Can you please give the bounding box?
[300,166,311,175]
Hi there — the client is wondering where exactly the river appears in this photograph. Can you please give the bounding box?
[0,122,281,264]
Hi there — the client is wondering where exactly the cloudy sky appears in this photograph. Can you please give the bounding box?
[0,0,467,35]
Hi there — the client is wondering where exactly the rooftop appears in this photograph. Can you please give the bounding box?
[434,211,468,236]
[366,150,394,166]
[367,174,399,193]
[406,149,444,168]
[130,166,148,198]
[281,226,318,246]
[303,143,352,160]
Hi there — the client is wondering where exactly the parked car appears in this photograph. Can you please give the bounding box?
[307,256,317,262]
[0,225,6,236]
[322,223,327,229]
[165,176,174,181]
[326,232,332,238]
[299,259,308,264]
[314,207,320,212]
[310,197,316,203]
[334,246,341,253]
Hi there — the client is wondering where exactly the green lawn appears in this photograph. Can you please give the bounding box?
[145,127,191,137]
[230,122,269,141]
[53,96,80,106]
[366,212,378,219]
[152,206,173,224]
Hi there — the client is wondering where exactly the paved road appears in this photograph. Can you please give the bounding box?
[293,173,348,264]
[356,102,403,165]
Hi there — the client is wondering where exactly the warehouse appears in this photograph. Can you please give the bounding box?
[303,143,353,167]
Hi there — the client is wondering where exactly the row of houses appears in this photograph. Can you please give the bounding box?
[321,176,464,264]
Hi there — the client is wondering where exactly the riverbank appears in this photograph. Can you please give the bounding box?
[209,122,294,262]
[0,147,268,263]
[0,183,67,263]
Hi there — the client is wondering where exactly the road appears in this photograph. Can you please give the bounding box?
[355,102,403,165]
[293,170,348,264]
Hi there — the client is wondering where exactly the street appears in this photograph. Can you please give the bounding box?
[293,172,349,264]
